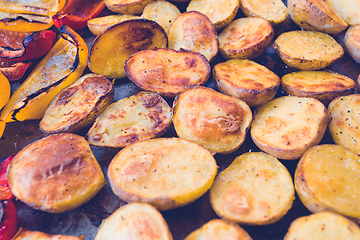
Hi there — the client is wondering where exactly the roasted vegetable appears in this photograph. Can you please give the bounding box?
[0,72,9,137]
[0,200,17,240]
[105,0,155,15]
[12,228,84,240]
[0,61,31,82]
[87,15,139,36]
[345,24,360,63]
[325,0,360,25]
[0,155,14,200]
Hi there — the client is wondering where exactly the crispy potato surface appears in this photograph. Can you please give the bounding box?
[173,86,252,154]
[124,48,211,97]
[87,91,172,148]
[210,152,295,225]
[104,0,154,15]
[345,24,360,63]
[95,203,173,240]
[218,17,274,59]
[325,0,360,25]
[213,59,280,107]
[7,133,106,213]
[107,138,218,211]
[13,228,84,240]
[167,11,218,62]
[40,74,114,134]
[87,15,139,36]
[295,144,360,220]
[251,96,329,160]
[281,71,355,104]
[273,30,344,70]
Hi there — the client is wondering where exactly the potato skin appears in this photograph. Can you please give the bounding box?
[325,0,360,25]
[87,15,139,36]
[104,0,155,15]
[345,24,360,63]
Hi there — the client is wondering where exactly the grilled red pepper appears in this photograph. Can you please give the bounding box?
[53,0,106,31]
[0,155,14,200]
[0,200,17,240]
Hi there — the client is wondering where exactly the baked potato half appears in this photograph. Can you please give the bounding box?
[87,15,140,36]
[13,228,84,240]
[325,0,360,25]
[345,24,360,63]
[104,0,154,15]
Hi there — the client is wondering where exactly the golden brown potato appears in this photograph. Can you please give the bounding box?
[13,228,84,240]
[295,144,360,221]
[167,11,218,62]
[186,0,239,30]
[250,96,329,160]
[213,59,280,107]
[7,133,106,213]
[218,17,274,60]
[184,219,253,240]
[284,212,360,240]
[281,71,355,104]
[210,152,295,225]
[328,94,360,154]
[40,74,114,134]
[288,0,348,35]
[88,19,167,79]
[345,24,360,63]
[273,30,344,70]
[124,48,211,97]
[107,138,218,211]
[87,15,140,36]
[87,91,173,148]
[95,203,173,240]
[104,0,154,15]
[173,86,252,154]
[240,0,289,25]
[141,0,180,33]
[325,0,360,25]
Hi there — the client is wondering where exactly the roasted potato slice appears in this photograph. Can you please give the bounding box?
[88,19,167,79]
[281,71,355,104]
[173,86,252,154]
[240,0,289,25]
[13,228,84,240]
[184,219,253,240]
[273,30,344,70]
[87,91,173,148]
[141,0,180,33]
[7,133,106,213]
[40,74,114,134]
[95,203,173,240]
[345,24,360,63]
[295,144,360,221]
[251,96,329,160]
[325,0,360,25]
[218,17,274,60]
[213,59,280,107]
[104,0,154,15]
[124,48,211,97]
[210,152,295,225]
[328,94,360,154]
[288,0,347,35]
[167,11,218,62]
[186,0,239,30]
[107,138,218,211]
[87,14,140,36]
[284,212,360,240]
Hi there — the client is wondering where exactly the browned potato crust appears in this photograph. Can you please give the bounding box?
[40,74,114,134]
[7,133,106,213]
[345,24,360,63]
[173,86,252,154]
[295,144,360,221]
[104,0,155,15]
[281,71,355,104]
[87,15,140,36]
[167,11,219,62]
[13,228,84,240]
[288,0,348,35]
[250,96,329,160]
[213,59,280,107]
[273,30,344,70]
[325,0,360,25]
[218,17,274,60]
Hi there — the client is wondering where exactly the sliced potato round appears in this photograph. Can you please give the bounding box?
[184,219,253,240]
[281,71,355,104]
[107,138,218,211]
[88,19,167,79]
[325,0,360,25]
[210,152,295,225]
[218,17,274,60]
[124,48,211,97]
[345,24,360,63]
[186,0,239,30]
[173,86,252,154]
[13,228,84,240]
[213,59,280,107]
[87,91,173,148]
[240,0,289,25]
[295,144,360,220]
[167,11,218,62]
[250,96,329,160]
[104,0,154,15]
[328,94,360,154]
[273,30,344,70]
[7,133,106,213]
[40,74,114,134]
[141,0,180,33]
[95,202,173,240]
[87,15,140,36]
[284,212,360,240]
[288,0,348,35]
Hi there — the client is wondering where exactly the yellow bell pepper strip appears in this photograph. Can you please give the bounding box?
[0,25,88,124]
[0,71,10,110]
